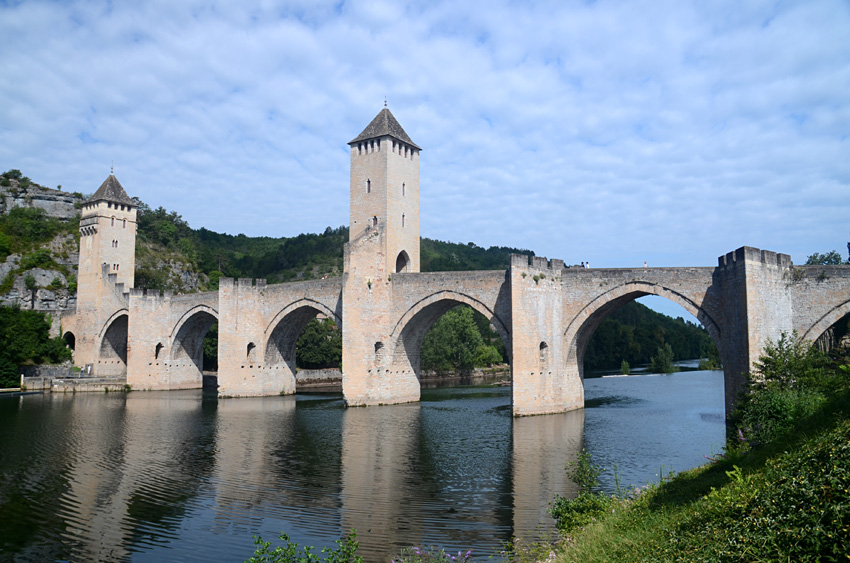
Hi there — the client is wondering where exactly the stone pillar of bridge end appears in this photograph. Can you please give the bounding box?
[717,246,794,416]
[509,254,582,416]
[342,224,420,407]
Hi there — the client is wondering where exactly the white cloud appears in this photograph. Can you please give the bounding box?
[0,0,848,268]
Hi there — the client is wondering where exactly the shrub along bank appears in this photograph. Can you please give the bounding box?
[541,331,849,563]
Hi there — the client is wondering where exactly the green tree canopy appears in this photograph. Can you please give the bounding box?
[0,306,71,387]
[805,251,845,265]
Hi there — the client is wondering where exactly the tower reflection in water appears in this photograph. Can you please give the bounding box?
[1,388,585,561]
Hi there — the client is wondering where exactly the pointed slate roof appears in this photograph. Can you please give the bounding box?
[87,174,135,206]
[349,108,421,149]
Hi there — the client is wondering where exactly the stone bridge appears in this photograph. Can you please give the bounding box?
[64,236,850,418]
[61,108,850,418]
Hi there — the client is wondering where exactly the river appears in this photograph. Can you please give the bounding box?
[0,370,724,562]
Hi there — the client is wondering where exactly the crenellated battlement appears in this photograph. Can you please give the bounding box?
[511,253,566,271]
[718,246,792,269]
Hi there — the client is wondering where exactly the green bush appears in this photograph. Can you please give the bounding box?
[733,331,842,447]
[296,318,341,370]
[24,274,36,290]
[736,387,826,447]
[0,232,10,260]
[666,420,850,562]
[549,449,618,533]
[751,331,830,391]
[474,344,502,367]
[649,343,676,374]
[245,531,361,563]
[0,357,19,388]
[19,248,56,270]
[620,359,630,375]
[0,306,71,380]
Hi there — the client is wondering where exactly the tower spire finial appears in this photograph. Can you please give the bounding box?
[111,161,114,175]
[384,96,387,108]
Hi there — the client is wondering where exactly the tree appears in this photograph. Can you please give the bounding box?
[649,343,676,374]
[805,251,844,265]
[0,306,71,387]
[296,318,342,370]
[421,306,485,374]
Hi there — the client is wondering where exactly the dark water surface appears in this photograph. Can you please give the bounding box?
[0,371,724,562]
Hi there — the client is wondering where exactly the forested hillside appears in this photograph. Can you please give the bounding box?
[583,300,718,372]
[133,200,536,291]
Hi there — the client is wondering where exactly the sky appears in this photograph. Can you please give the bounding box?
[2,0,849,279]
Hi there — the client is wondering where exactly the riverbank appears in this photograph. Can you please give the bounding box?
[542,386,850,562]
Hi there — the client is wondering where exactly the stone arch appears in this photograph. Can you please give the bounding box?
[388,290,511,376]
[395,250,411,273]
[563,281,722,379]
[801,298,850,343]
[169,306,218,373]
[264,298,341,368]
[98,310,129,368]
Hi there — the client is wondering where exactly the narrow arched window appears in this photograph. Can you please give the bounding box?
[123,219,126,228]
[372,216,378,227]
[367,179,371,193]
[402,213,405,228]
[402,182,405,196]
[111,217,115,226]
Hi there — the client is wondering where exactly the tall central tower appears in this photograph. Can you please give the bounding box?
[348,107,421,273]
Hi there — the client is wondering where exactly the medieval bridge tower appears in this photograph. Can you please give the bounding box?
[62,175,137,375]
[62,108,850,419]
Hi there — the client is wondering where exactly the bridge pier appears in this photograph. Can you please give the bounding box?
[509,255,584,416]
[342,224,421,406]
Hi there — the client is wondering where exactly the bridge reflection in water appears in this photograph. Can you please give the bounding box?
[0,385,589,561]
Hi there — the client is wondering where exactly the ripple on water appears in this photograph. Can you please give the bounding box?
[0,375,725,562]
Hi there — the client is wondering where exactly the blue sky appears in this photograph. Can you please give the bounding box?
[1,0,848,281]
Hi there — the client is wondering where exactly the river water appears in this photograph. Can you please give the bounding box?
[0,370,724,562]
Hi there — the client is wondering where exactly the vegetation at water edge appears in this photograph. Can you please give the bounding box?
[538,331,850,562]
[0,306,71,387]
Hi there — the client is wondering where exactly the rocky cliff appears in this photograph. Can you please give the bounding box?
[0,171,81,319]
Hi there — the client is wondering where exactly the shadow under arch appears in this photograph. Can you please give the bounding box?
[264,298,341,368]
[98,309,129,366]
[801,298,850,343]
[563,281,722,380]
[170,306,219,373]
[388,289,511,375]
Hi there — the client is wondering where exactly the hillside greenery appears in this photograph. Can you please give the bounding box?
[132,200,536,292]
